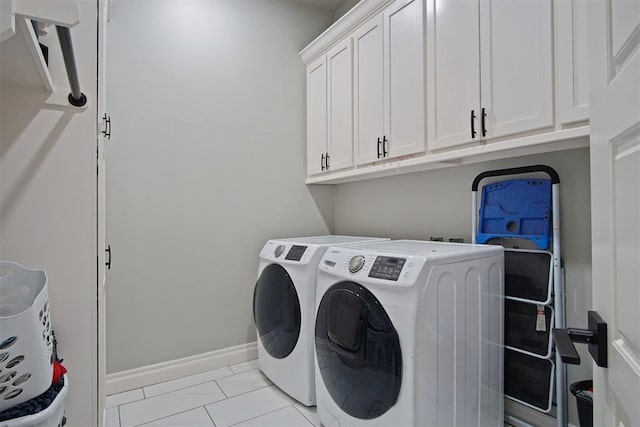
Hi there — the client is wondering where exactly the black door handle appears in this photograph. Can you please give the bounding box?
[481,107,487,137]
[552,311,607,367]
[102,114,111,140]
[382,136,388,157]
[471,110,477,138]
[377,137,382,159]
[105,244,112,270]
[325,152,330,169]
[321,153,325,171]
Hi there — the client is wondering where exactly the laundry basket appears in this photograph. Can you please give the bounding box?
[0,375,68,427]
[0,261,54,412]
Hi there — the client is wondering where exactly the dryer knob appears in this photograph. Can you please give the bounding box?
[274,245,286,258]
[348,255,366,273]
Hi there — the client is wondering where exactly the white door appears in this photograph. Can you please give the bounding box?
[353,14,384,166]
[426,0,481,151]
[327,38,353,172]
[383,0,425,159]
[97,0,109,425]
[479,0,553,140]
[306,55,327,176]
[589,0,640,425]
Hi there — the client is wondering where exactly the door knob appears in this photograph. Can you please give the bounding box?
[552,310,607,367]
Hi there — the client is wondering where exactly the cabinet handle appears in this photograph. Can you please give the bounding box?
[321,153,325,171]
[377,137,382,159]
[326,152,330,169]
[471,110,477,138]
[105,244,112,270]
[383,136,388,157]
[481,107,487,137]
[102,114,111,140]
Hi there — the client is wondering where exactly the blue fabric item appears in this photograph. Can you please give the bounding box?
[0,378,64,422]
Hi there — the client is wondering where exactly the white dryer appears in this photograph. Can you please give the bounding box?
[253,236,387,406]
[314,240,504,426]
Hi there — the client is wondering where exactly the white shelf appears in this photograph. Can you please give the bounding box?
[0,0,79,94]
[0,0,15,43]
[0,16,53,91]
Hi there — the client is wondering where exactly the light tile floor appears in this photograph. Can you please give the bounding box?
[105,359,320,427]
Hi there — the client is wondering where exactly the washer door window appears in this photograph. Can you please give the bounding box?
[253,264,301,359]
[315,281,402,419]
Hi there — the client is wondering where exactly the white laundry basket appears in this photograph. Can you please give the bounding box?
[0,261,54,413]
[0,375,68,427]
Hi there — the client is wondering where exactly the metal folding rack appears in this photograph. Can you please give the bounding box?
[471,165,566,427]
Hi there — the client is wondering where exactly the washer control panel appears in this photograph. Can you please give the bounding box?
[368,256,406,281]
[285,245,307,261]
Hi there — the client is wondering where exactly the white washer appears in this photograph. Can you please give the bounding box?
[314,240,504,426]
[253,236,388,406]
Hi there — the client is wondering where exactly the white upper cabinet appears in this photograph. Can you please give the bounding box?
[353,14,385,165]
[307,55,328,176]
[427,0,554,151]
[555,0,589,125]
[302,0,589,183]
[480,0,554,140]
[306,39,354,176]
[383,0,425,160]
[327,38,354,172]
[426,0,481,150]
[354,0,425,166]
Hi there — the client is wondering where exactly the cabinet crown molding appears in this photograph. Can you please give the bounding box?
[300,0,393,64]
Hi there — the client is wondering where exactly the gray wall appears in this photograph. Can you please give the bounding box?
[105,0,335,373]
[334,147,593,422]
[0,2,99,424]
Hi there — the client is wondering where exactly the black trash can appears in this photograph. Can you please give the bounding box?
[570,380,593,427]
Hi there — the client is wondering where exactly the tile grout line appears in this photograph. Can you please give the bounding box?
[215,378,230,400]
[107,361,276,426]
[227,404,298,427]
[204,405,217,427]
[119,367,262,402]
[133,406,213,427]
[114,385,270,424]
[292,404,316,426]
[107,363,257,398]
[107,389,146,409]
[139,367,234,390]
[216,383,273,401]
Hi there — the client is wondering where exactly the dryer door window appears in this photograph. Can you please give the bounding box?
[253,264,301,359]
[315,281,402,419]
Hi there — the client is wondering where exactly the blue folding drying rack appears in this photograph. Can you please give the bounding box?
[471,165,566,427]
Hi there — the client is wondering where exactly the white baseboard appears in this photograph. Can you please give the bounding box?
[105,342,258,395]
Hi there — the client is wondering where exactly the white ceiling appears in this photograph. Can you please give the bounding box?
[287,0,351,12]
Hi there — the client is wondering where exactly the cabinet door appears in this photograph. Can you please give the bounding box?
[555,0,589,125]
[479,0,554,140]
[307,55,327,176]
[353,14,384,166]
[327,39,353,172]
[384,0,426,158]
[426,0,481,151]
